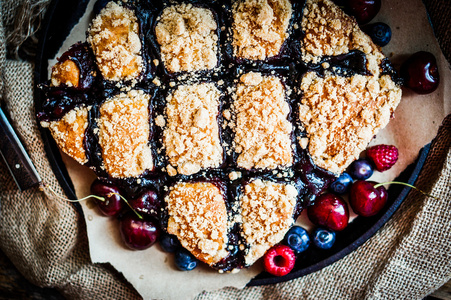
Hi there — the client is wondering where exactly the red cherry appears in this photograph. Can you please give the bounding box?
[401,51,440,94]
[119,214,160,250]
[307,193,349,231]
[129,190,161,218]
[349,181,388,217]
[346,0,381,24]
[90,179,124,217]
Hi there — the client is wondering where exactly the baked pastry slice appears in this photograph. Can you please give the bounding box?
[40,106,90,165]
[161,82,223,176]
[98,89,154,178]
[232,0,293,60]
[300,0,385,76]
[155,3,219,73]
[298,71,402,174]
[88,1,143,82]
[240,179,298,266]
[232,72,293,170]
[165,181,230,266]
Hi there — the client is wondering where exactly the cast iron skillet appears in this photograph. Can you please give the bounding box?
[33,0,430,286]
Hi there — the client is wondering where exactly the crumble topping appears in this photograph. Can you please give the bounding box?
[233,72,293,170]
[50,60,80,87]
[232,0,292,60]
[298,72,402,174]
[155,4,218,73]
[163,82,223,176]
[240,179,297,265]
[87,2,143,81]
[99,89,153,178]
[43,106,89,165]
[301,0,384,75]
[166,182,229,265]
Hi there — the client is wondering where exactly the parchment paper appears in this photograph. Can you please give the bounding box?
[52,0,451,299]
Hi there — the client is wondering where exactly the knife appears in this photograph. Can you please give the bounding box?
[0,106,42,191]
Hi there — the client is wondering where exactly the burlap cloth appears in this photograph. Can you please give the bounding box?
[0,0,450,299]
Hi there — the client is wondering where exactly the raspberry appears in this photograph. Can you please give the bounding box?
[366,144,399,172]
[263,244,296,276]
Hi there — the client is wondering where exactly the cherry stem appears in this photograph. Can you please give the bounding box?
[374,181,440,200]
[41,183,143,219]
[110,192,143,220]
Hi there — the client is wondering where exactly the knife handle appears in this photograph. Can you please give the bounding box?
[0,107,41,191]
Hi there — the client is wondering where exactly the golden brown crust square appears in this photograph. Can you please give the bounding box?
[87,2,143,82]
[155,4,218,73]
[50,60,80,87]
[42,106,89,165]
[99,89,153,178]
[240,179,297,265]
[299,72,402,174]
[232,0,292,60]
[162,82,223,176]
[301,0,384,75]
[166,182,229,265]
[233,72,293,170]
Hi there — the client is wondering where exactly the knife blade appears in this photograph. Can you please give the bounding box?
[0,106,42,191]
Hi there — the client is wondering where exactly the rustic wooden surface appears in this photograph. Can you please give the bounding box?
[0,246,449,299]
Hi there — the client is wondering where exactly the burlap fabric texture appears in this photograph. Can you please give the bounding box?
[0,0,450,299]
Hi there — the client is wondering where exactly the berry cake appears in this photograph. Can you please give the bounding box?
[38,0,402,272]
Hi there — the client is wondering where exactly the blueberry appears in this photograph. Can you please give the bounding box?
[160,233,180,253]
[330,172,353,194]
[284,226,310,253]
[364,22,392,47]
[349,158,374,180]
[175,249,198,271]
[312,228,336,250]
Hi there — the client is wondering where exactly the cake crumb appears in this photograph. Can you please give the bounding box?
[166,182,229,265]
[240,179,297,266]
[87,2,143,81]
[298,72,402,174]
[99,89,153,178]
[164,83,223,175]
[46,106,89,165]
[232,0,292,60]
[233,72,293,170]
[155,4,218,73]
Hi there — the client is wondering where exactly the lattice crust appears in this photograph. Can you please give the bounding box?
[87,1,143,81]
[233,72,293,170]
[166,182,229,265]
[41,106,90,165]
[39,0,405,273]
[240,179,297,266]
[98,89,153,178]
[299,72,402,174]
[301,0,384,75]
[162,82,223,176]
[232,0,293,60]
[155,4,219,73]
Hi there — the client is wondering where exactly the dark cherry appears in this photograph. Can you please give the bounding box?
[90,179,124,217]
[120,214,160,250]
[401,51,440,94]
[346,0,381,24]
[349,180,388,217]
[129,190,161,218]
[307,193,349,231]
